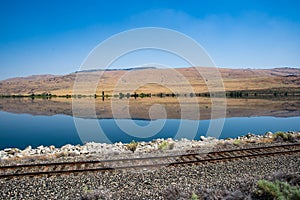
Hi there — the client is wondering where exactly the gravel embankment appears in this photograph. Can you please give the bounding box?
[0,153,299,199]
[0,132,299,199]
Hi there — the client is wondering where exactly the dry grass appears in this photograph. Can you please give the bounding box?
[0,67,299,96]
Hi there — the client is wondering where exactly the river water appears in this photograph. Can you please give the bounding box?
[0,97,299,149]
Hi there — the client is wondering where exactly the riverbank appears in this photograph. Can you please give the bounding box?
[0,131,299,164]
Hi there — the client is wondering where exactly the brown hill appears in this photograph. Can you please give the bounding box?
[0,67,299,96]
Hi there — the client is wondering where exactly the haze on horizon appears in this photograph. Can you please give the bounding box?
[1,0,300,80]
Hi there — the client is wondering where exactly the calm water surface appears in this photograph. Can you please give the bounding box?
[0,97,300,149]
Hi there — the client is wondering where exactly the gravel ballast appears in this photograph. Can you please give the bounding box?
[0,154,299,199]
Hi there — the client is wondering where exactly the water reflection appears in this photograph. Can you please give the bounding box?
[0,97,299,119]
[1,97,300,149]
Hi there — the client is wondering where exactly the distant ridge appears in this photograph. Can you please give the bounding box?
[75,66,157,73]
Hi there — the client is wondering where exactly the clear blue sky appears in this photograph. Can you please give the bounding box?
[1,0,300,80]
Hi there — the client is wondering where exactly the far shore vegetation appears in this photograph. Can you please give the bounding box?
[1,88,300,100]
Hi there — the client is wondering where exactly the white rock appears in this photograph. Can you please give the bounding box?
[140,142,145,146]
[15,153,24,158]
[180,138,189,142]
[69,150,81,156]
[61,144,73,151]
[24,146,32,151]
[264,132,273,138]
[5,148,21,154]
[81,149,89,154]
[200,136,206,141]
[49,145,55,151]
[114,142,123,147]
[35,149,41,155]
[3,148,12,152]
[21,146,32,156]
[144,144,153,150]
[41,147,51,154]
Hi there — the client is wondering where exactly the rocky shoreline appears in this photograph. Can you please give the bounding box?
[0,131,299,163]
[0,131,299,199]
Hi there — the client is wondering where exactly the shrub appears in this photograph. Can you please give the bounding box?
[191,192,199,200]
[125,140,138,152]
[233,139,242,146]
[158,141,174,150]
[273,132,294,142]
[257,180,300,199]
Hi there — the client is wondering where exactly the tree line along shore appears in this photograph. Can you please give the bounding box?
[1,87,300,99]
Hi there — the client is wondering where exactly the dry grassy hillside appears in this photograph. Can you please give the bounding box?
[0,67,299,95]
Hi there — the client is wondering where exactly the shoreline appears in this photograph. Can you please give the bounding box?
[1,131,299,163]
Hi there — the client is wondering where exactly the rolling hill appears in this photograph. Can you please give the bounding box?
[0,67,299,96]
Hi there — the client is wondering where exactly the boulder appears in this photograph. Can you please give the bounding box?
[4,148,21,155]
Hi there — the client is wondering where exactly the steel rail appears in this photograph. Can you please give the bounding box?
[0,143,299,179]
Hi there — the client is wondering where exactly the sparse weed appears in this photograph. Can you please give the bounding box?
[125,140,138,152]
[191,192,199,200]
[257,180,300,199]
[193,173,300,199]
[273,132,294,142]
[233,139,242,146]
[158,141,174,150]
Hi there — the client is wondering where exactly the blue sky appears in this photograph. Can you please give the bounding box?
[0,0,300,80]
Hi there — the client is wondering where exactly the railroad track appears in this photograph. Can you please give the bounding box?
[0,143,299,179]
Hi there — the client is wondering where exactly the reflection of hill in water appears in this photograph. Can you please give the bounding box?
[0,97,300,120]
